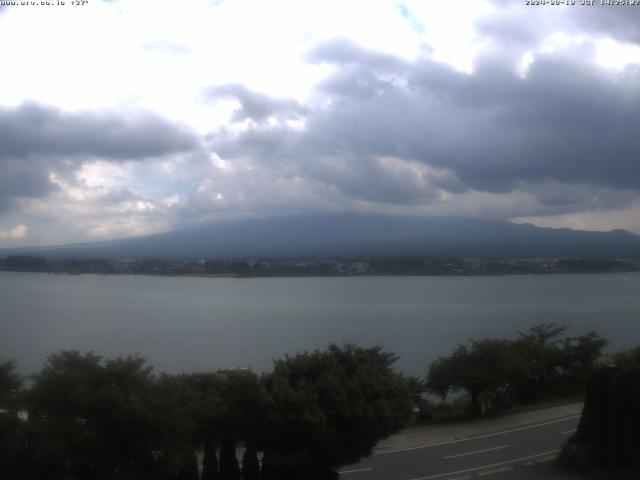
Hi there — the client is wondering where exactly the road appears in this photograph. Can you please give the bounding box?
[339,414,580,480]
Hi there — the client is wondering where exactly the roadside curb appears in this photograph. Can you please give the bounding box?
[374,403,583,453]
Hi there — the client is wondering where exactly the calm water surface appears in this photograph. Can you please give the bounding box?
[1,272,639,376]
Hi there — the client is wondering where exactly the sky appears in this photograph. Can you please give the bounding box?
[1,0,640,247]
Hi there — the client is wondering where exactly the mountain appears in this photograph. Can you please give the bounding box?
[3,214,640,259]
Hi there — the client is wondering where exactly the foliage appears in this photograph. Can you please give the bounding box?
[22,336,617,476]
[426,324,608,415]
[0,361,27,479]
[241,443,261,480]
[427,340,513,414]
[219,434,241,480]
[561,353,640,470]
[404,375,432,421]
[25,351,199,479]
[1,255,49,272]
[610,345,640,370]
[217,371,269,444]
[0,359,21,409]
[509,324,568,403]
[262,344,412,469]
[201,435,219,480]
[557,331,608,392]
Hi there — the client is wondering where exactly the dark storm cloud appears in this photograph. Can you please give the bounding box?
[406,57,640,192]
[0,159,55,211]
[0,102,199,212]
[299,154,445,204]
[207,39,640,211]
[0,102,199,160]
[0,163,52,198]
[204,83,307,123]
[571,5,640,44]
[518,182,637,215]
[485,1,640,45]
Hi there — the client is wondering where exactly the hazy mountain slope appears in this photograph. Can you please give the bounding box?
[3,214,640,259]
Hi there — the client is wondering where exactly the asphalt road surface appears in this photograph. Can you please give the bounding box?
[339,414,580,480]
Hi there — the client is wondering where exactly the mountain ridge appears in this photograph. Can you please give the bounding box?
[2,213,640,260]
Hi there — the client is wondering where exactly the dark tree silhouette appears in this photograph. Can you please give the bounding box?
[25,351,202,479]
[177,450,199,480]
[427,324,608,414]
[242,443,261,480]
[427,340,513,415]
[219,434,241,480]
[202,435,219,480]
[0,360,28,480]
[561,348,640,470]
[0,360,21,409]
[262,344,412,472]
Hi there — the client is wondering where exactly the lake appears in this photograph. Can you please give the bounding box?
[1,271,639,376]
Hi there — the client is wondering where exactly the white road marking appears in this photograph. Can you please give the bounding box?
[477,466,514,476]
[444,445,508,459]
[408,449,560,480]
[534,456,556,463]
[339,467,372,474]
[375,415,580,455]
[562,429,576,435]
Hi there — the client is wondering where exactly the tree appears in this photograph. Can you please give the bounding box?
[0,359,21,409]
[26,351,201,479]
[261,344,412,472]
[176,450,199,480]
[404,375,431,421]
[510,324,567,402]
[201,434,219,480]
[192,370,267,479]
[426,340,513,415]
[610,345,640,370]
[1,255,49,272]
[0,360,28,479]
[242,443,261,480]
[0,410,30,480]
[26,352,155,478]
[148,374,202,478]
[561,346,640,470]
[217,371,269,447]
[219,433,241,480]
[426,324,608,415]
[558,331,608,393]
[426,345,467,400]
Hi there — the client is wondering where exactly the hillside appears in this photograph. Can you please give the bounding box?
[2,214,640,260]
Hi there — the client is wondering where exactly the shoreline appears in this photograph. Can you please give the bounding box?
[0,269,639,279]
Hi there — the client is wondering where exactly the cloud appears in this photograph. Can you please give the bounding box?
[0,102,199,160]
[480,1,640,61]
[207,38,640,215]
[204,83,307,123]
[12,169,177,245]
[0,102,199,214]
[0,224,27,240]
[5,0,640,244]
[0,158,58,213]
[573,7,640,45]
[305,37,405,70]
